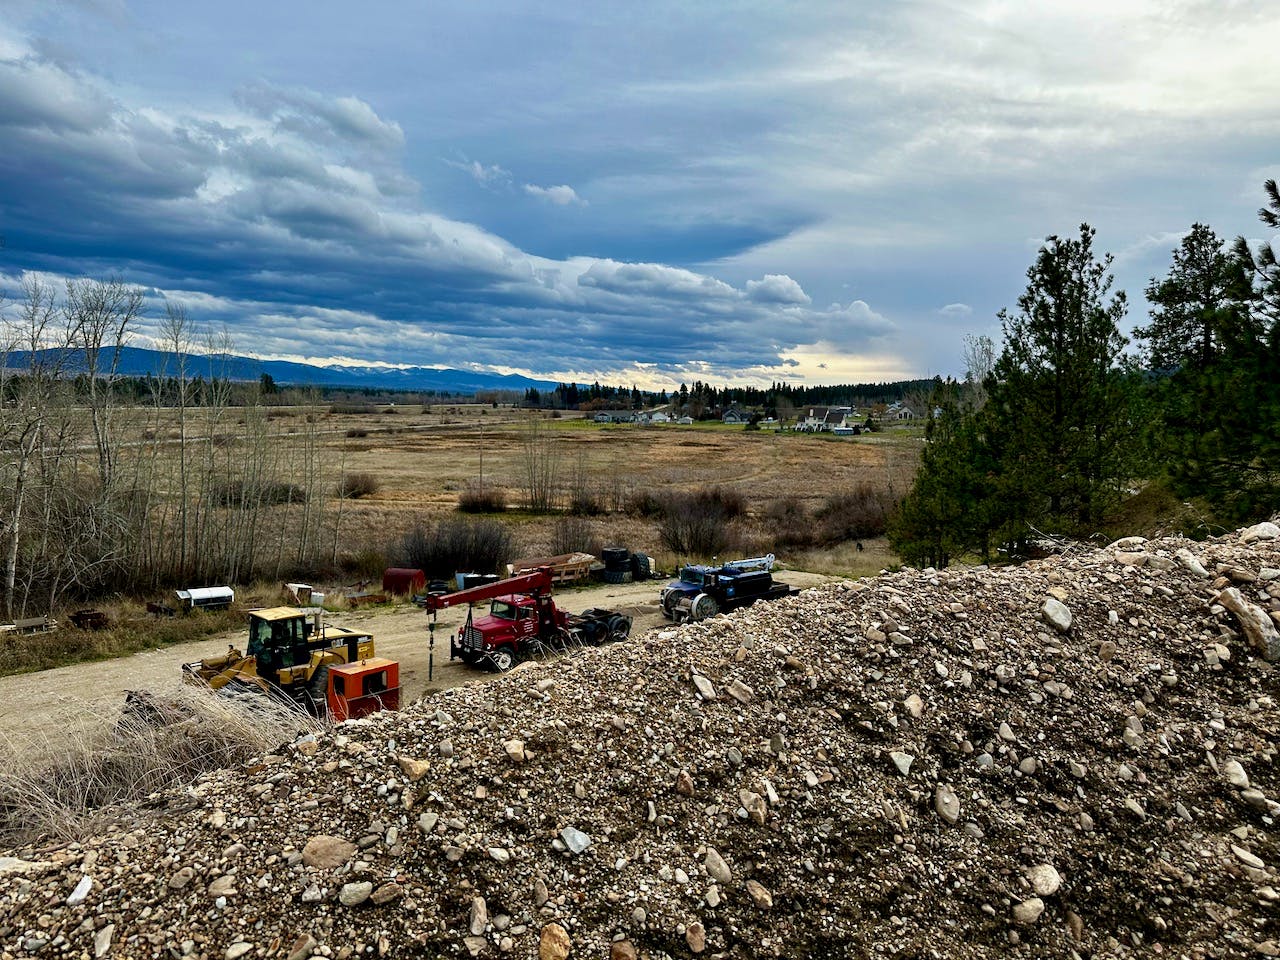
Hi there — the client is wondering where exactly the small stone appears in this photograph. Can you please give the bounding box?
[1215,587,1280,661]
[67,875,93,906]
[539,922,571,960]
[998,722,1016,742]
[396,756,430,781]
[339,881,373,907]
[489,847,511,864]
[1124,798,1146,819]
[692,674,718,700]
[685,921,706,954]
[1026,863,1061,897]
[934,784,961,825]
[470,896,488,935]
[207,875,236,898]
[676,771,695,796]
[1041,598,1072,633]
[302,836,356,870]
[372,882,403,905]
[1223,760,1250,789]
[889,751,914,775]
[94,924,115,959]
[611,941,638,960]
[1013,898,1045,924]
[503,739,526,763]
[168,867,195,890]
[1232,844,1265,870]
[705,847,733,884]
[418,811,439,834]
[287,934,318,960]
[438,739,455,759]
[533,878,549,907]
[705,885,721,907]
[903,694,924,718]
[225,944,253,960]
[561,827,591,854]
[746,879,773,909]
[726,679,754,704]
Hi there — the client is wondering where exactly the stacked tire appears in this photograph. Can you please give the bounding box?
[630,553,652,581]
[602,547,632,584]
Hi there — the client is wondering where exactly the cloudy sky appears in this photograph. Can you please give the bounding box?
[0,1,1277,389]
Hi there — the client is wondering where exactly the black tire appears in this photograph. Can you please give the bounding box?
[690,593,720,622]
[607,615,631,642]
[630,553,651,581]
[306,664,331,716]
[490,647,517,672]
[603,569,627,585]
[602,547,630,571]
[661,590,682,619]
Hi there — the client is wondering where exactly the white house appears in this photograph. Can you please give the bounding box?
[649,411,670,423]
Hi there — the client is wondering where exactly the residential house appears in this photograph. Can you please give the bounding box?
[721,406,749,424]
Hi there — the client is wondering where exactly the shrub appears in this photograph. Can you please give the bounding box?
[210,479,306,507]
[624,489,665,518]
[336,472,380,499]
[457,481,508,513]
[814,483,892,544]
[691,486,746,520]
[763,499,817,549]
[346,428,368,438]
[658,491,742,557]
[549,517,602,557]
[397,517,514,579]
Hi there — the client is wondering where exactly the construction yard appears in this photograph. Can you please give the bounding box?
[0,522,1277,958]
[0,570,834,753]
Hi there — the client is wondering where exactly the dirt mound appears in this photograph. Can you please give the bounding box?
[2,526,1278,959]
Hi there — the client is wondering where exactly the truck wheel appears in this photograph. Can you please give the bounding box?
[607,615,631,642]
[490,647,517,672]
[690,593,720,622]
[661,591,681,619]
[306,665,331,716]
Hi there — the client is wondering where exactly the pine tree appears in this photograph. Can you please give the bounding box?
[988,224,1139,532]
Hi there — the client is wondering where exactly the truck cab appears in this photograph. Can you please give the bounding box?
[660,555,793,622]
[452,593,566,671]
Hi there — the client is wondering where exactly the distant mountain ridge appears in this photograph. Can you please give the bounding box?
[4,345,560,395]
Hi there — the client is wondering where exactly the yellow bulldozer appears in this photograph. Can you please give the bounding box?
[183,607,376,713]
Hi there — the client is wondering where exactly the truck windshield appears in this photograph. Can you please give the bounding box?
[490,600,518,620]
[680,567,704,586]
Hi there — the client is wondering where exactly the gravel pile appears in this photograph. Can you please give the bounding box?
[2,522,1279,959]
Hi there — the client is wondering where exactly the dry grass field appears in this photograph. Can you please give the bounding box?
[306,408,923,576]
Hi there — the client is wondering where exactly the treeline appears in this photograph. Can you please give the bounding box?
[890,181,1280,567]
[523,377,937,415]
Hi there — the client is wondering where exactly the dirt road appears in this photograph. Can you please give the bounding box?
[0,571,832,750]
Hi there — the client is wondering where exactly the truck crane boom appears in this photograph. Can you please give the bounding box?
[420,568,553,611]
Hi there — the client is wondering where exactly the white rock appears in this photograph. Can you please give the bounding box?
[889,751,914,775]
[1215,587,1280,661]
[1241,522,1280,544]
[560,827,592,854]
[1026,863,1061,896]
[1041,598,1072,633]
[1223,760,1250,789]
[1013,898,1045,924]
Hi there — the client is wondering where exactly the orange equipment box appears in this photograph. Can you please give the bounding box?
[328,658,400,721]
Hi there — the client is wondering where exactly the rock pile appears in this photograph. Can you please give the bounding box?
[2,525,1279,958]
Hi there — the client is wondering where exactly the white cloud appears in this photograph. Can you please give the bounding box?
[523,183,585,206]
[746,274,811,305]
[938,303,973,318]
[446,158,512,189]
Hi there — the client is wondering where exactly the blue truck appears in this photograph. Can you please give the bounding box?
[659,554,797,623]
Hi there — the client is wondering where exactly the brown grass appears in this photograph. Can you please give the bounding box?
[0,684,318,845]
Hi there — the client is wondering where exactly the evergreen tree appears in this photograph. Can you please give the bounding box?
[988,224,1137,532]
[1137,223,1250,370]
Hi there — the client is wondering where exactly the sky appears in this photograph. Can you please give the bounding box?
[0,0,1277,390]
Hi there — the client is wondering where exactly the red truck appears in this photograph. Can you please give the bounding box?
[420,568,632,671]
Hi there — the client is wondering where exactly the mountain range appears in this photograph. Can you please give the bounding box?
[5,346,559,395]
